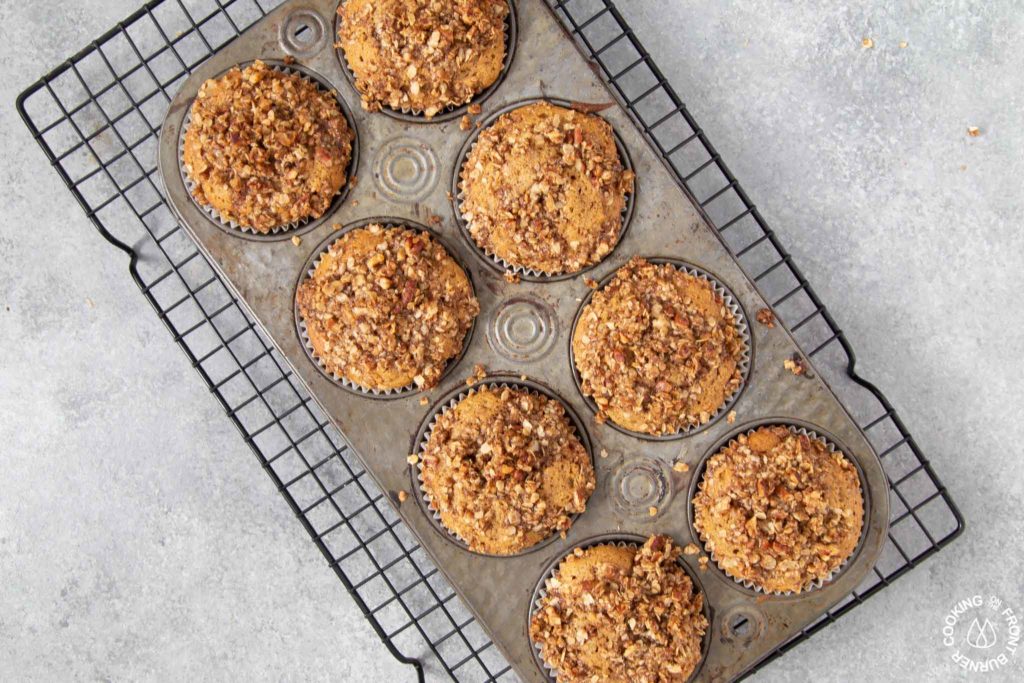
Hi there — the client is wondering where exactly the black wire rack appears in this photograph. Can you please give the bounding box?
[17,0,964,680]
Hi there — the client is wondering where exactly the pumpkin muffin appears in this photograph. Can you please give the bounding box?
[530,535,707,682]
[419,385,595,554]
[182,60,354,233]
[338,0,508,118]
[296,224,478,391]
[693,426,864,594]
[572,257,745,436]
[459,101,634,274]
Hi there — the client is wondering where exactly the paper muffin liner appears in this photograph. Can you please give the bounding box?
[452,97,636,281]
[569,258,752,441]
[528,535,711,683]
[293,218,476,398]
[413,379,593,556]
[178,61,358,239]
[691,425,869,597]
[334,0,517,123]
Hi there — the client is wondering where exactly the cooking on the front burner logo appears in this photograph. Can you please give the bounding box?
[942,594,1020,673]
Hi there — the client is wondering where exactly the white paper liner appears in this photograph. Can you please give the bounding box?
[570,259,752,440]
[528,538,710,682]
[178,62,355,236]
[294,221,475,397]
[454,98,635,280]
[414,381,592,555]
[335,0,515,122]
[693,425,868,596]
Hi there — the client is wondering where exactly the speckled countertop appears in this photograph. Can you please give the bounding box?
[1,1,1021,681]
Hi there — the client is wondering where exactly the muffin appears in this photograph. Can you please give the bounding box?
[419,385,595,554]
[572,257,745,436]
[182,60,354,233]
[693,425,865,594]
[459,101,634,274]
[296,224,478,391]
[338,0,508,118]
[530,535,707,682]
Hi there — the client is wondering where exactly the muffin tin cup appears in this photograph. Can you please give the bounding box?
[177,60,360,241]
[452,97,637,282]
[569,258,752,441]
[293,217,478,399]
[333,0,518,124]
[688,423,870,597]
[411,377,594,557]
[528,534,712,683]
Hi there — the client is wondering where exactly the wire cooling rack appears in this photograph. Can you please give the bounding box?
[17,0,964,680]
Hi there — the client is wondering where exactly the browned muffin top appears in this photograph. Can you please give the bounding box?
[182,60,353,233]
[419,385,595,555]
[460,102,634,274]
[338,0,508,118]
[572,257,745,435]
[529,535,707,683]
[693,426,864,594]
[296,224,478,391]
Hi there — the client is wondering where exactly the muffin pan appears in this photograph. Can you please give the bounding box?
[157,1,890,680]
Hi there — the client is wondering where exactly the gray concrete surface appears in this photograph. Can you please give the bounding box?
[1,0,1021,681]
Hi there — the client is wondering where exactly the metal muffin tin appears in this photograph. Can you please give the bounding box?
[156,1,891,680]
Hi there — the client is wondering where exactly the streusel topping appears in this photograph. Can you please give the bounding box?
[296,225,478,391]
[420,386,595,555]
[338,0,508,117]
[693,426,864,593]
[572,257,745,435]
[460,102,634,274]
[529,535,707,682]
[182,60,353,233]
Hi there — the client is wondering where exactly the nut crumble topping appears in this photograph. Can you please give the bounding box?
[784,354,808,377]
[420,386,595,554]
[182,60,354,233]
[529,536,707,682]
[338,0,508,118]
[756,307,775,328]
[693,426,864,593]
[460,102,634,274]
[572,257,746,435]
[296,224,478,391]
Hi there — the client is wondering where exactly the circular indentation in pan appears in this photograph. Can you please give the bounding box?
[293,216,476,399]
[569,257,752,441]
[410,377,594,557]
[686,420,870,597]
[451,97,636,282]
[609,456,671,517]
[528,533,712,683]
[178,60,359,242]
[487,297,558,362]
[279,8,329,57]
[372,136,440,203]
[333,0,518,124]
[720,606,765,646]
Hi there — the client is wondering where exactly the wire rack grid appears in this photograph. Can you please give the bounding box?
[17,0,964,681]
